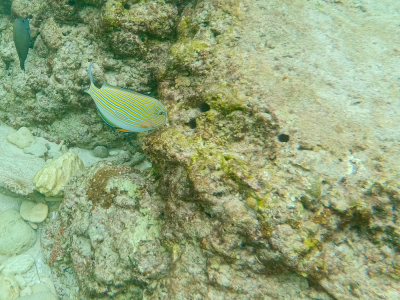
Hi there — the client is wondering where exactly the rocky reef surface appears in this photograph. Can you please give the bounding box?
[0,0,400,299]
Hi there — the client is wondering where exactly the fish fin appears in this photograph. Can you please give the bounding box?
[102,82,158,102]
[96,107,118,128]
[115,128,132,133]
[88,62,95,84]
[84,88,89,93]
[97,108,132,133]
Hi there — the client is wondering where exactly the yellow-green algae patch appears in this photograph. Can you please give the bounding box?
[169,39,210,65]
[123,214,162,254]
[101,1,125,31]
[106,177,141,199]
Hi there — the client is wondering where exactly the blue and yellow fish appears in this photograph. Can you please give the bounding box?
[85,62,167,132]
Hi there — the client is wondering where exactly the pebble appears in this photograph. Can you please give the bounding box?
[0,210,36,255]
[6,127,35,149]
[134,160,152,171]
[109,150,119,156]
[246,197,258,210]
[92,146,109,158]
[20,201,48,223]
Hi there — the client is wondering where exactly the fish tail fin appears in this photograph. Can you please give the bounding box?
[88,62,95,84]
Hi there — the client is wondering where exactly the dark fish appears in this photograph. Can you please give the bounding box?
[13,18,31,70]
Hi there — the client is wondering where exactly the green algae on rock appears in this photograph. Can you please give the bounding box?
[1,0,400,298]
[42,161,169,298]
[100,0,179,57]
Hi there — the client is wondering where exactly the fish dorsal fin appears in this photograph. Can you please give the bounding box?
[102,82,158,102]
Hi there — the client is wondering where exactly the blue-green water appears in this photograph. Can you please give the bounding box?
[0,0,399,299]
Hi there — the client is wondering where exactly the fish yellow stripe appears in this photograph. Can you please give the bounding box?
[102,87,150,120]
[90,84,148,124]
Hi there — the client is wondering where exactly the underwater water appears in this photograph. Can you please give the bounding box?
[0,0,400,299]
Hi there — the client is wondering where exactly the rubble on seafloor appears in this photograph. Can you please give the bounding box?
[0,0,400,299]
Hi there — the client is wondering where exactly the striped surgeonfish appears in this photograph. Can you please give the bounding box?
[85,62,167,132]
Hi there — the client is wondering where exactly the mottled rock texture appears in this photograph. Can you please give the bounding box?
[0,124,45,195]
[43,162,329,299]
[1,0,179,149]
[144,1,400,299]
[1,0,400,299]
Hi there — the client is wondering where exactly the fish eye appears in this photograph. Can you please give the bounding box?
[159,111,165,116]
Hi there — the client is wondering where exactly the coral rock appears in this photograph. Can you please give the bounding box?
[6,127,35,149]
[0,210,36,255]
[20,201,48,223]
[33,152,85,197]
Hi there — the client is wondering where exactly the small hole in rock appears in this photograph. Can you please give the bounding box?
[187,118,197,129]
[199,102,210,112]
[124,3,130,9]
[68,0,75,5]
[278,134,289,142]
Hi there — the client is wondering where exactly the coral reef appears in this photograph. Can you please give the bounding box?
[42,162,170,298]
[138,0,400,298]
[0,0,189,149]
[43,162,329,299]
[0,0,399,299]
[100,0,179,57]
